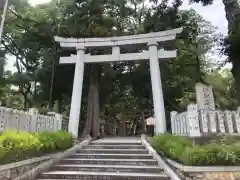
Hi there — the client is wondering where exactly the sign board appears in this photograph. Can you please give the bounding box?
[196,83,215,110]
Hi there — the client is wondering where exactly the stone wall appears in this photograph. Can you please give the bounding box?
[0,156,51,180]
[167,158,240,180]
[177,169,240,180]
[0,107,63,133]
[171,104,240,137]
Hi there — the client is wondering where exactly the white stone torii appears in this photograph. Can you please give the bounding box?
[54,27,183,138]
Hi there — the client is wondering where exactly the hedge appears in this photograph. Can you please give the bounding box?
[0,130,74,165]
[152,134,240,166]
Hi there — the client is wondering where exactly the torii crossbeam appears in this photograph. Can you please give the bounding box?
[55,27,183,138]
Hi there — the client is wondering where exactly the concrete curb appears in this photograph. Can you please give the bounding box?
[166,158,240,172]
[14,135,92,180]
[141,134,182,180]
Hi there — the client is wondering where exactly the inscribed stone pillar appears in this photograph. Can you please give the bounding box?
[196,83,215,110]
[148,40,166,134]
[68,45,85,138]
[187,104,201,137]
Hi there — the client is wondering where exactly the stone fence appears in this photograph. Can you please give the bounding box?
[171,104,240,137]
[0,107,64,133]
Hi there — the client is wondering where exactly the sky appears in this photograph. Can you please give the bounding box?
[5,0,228,72]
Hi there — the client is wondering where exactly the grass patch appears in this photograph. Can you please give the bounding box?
[0,130,74,165]
[152,133,240,166]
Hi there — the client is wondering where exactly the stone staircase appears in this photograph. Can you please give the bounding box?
[37,137,171,180]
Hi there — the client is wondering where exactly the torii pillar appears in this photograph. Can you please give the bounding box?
[68,45,85,138]
[148,40,166,134]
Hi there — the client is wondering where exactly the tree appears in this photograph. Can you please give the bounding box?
[205,69,238,109]
[190,0,240,104]
[1,0,222,137]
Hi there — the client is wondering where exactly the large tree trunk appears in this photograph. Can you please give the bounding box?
[222,0,240,102]
[91,76,100,137]
[82,80,94,136]
[82,65,100,137]
[222,0,240,29]
[232,60,240,102]
[118,121,126,136]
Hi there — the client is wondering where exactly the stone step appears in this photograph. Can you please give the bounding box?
[90,142,142,146]
[50,164,163,173]
[67,153,153,159]
[84,144,145,149]
[38,171,170,180]
[59,158,158,166]
[76,148,149,154]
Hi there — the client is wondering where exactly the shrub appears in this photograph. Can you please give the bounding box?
[37,131,74,152]
[0,130,73,165]
[152,134,240,166]
[152,133,192,160]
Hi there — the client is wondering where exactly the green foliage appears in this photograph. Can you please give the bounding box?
[152,133,192,160]
[152,134,240,166]
[36,131,73,152]
[0,130,73,165]
[205,69,239,109]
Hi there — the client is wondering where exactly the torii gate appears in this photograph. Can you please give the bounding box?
[55,27,183,138]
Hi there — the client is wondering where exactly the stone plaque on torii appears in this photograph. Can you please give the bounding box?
[55,27,183,138]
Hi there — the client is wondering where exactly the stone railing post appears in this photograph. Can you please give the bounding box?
[216,111,226,133]
[28,108,38,132]
[208,111,217,133]
[47,112,63,131]
[224,110,234,133]
[182,113,188,136]
[233,107,240,133]
[55,113,62,131]
[0,106,6,132]
[170,111,177,135]
[187,104,201,137]
[199,110,209,133]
